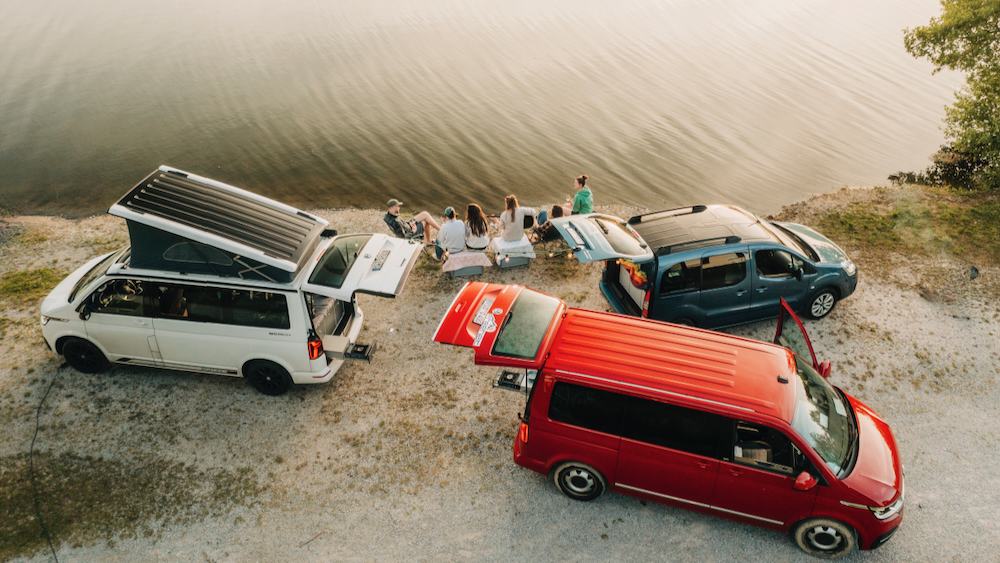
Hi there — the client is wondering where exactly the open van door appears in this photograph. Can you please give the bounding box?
[300,234,422,301]
[774,297,832,378]
[549,213,655,264]
[433,282,565,370]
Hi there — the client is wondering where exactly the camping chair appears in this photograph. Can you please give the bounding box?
[383,214,436,258]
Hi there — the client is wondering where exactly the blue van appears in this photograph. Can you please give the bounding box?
[550,205,857,328]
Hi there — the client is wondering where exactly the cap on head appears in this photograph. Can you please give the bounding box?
[444,206,455,218]
[387,198,402,208]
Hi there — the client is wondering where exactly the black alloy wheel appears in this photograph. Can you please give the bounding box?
[62,337,109,374]
[244,360,293,396]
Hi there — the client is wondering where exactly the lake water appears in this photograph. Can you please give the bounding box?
[0,0,962,218]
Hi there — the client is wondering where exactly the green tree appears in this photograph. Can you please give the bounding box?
[904,0,1000,190]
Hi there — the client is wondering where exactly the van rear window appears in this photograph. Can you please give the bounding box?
[492,289,560,360]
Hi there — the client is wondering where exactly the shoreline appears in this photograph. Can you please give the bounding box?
[2,183,999,561]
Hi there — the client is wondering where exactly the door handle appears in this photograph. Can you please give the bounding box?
[735,290,748,296]
[756,288,767,293]
[134,320,148,326]
[728,469,743,476]
[697,461,709,469]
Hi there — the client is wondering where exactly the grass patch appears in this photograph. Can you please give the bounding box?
[0,452,263,560]
[0,268,64,305]
[818,192,1000,266]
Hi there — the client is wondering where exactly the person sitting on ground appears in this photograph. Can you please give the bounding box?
[464,203,490,251]
[383,198,440,243]
[570,174,593,215]
[435,207,466,259]
[532,204,569,243]
[497,195,536,243]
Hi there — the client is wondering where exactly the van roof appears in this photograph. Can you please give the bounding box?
[108,166,328,273]
[545,307,797,423]
[627,205,778,254]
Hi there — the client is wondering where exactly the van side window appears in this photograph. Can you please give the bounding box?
[230,290,291,329]
[755,249,797,278]
[153,284,290,329]
[88,279,146,317]
[659,258,701,296]
[621,397,729,459]
[701,253,746,290]
[732,421,800,475]
[548,382,626,436]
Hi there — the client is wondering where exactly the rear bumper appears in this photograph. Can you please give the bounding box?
[291,359,341,385]
[512,435,548,475]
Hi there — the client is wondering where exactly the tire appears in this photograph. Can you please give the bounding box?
[244,360,293,396]
[791,518,857,559]
[62,337,109,374]
[552,461,607,502]
[805,289,837,320]
[673,318,695,327]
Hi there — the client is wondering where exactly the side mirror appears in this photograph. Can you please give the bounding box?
[794,267,803,281]
[793,471,818,491]
[78,304,94,321]
[818,360,832,379]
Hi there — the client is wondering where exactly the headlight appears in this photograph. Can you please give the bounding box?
[841,260,856,276]
[41,316,68,326]
[870,497,903,520]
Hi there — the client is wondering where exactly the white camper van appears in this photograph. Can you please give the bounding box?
[39,166,421,395]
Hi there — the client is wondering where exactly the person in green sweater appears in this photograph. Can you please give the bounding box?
[570,174,593,214]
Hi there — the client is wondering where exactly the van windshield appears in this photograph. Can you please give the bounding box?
[309,235,372,289]
[68,251,120,303]
[789,355,855,477]
[492,289,560,360]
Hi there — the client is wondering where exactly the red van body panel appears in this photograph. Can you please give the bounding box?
[436,283,904,553]
[841,393,904,506]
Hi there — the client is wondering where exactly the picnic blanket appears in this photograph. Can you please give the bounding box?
[441,250,493,273]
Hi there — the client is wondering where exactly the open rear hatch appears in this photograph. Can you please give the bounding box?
[303,233,421,360]
[301,233,422,301]
[433,282,565,373]
[549,213,655,264]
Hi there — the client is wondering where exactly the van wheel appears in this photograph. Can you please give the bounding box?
[244,360,293,396]
[791,518,857,559]
[806,289,837,319]
[553,462,607,501]
[62,338,109,373]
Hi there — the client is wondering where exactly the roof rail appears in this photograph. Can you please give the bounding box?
[656,235,742,256]
[628,205,708,225]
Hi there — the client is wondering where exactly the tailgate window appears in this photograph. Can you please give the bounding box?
[308,235,372,289]
[591,217,646,256]
[493,290,560,360]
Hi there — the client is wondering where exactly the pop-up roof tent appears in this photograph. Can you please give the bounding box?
[108,166,329,284]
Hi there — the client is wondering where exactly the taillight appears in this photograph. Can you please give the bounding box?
[518,422,529,444]
[642,291,650,318]
[308,335,324,360]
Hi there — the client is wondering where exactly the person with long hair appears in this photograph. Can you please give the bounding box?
[498,195,536,243]
[465,203,490,250]
[571,174,593,214]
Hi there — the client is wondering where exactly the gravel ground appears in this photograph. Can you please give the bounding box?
[1,190,998,562]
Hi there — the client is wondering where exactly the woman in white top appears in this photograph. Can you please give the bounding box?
[464,203,490,250]
[497,195,536,243]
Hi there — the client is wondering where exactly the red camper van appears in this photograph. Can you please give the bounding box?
[433,283,903,559]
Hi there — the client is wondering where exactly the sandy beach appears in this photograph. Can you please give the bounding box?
[2,186,998,562]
